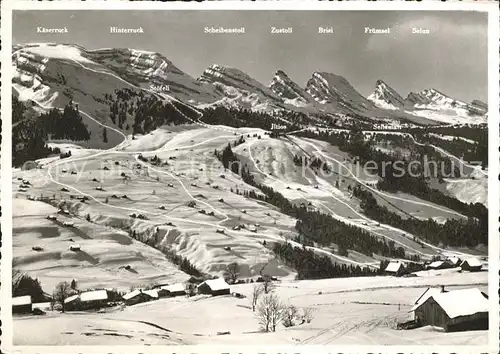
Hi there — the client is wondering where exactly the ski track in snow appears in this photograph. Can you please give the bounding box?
[247,139,440,258]
[292,136,468,218]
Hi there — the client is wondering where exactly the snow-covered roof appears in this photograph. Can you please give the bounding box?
[198,277,230,291]
[80,289,108,302]
[447,257,461,265]
[64,294,79,304]
[161,283,185,293]
[123,289,142,300]
[428,261,445,268]
[13,295,31,306]
[385,262,404,273]
[461,258,482,268]
[411,288,489,318]
[412,287,444,308]
[143,289,159,299]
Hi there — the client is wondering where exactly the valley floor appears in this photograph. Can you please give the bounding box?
[14,271,488,345]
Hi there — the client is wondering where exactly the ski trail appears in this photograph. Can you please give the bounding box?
[293,136,467,219]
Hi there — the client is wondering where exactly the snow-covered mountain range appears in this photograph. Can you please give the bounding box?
[13,43,487,127]
[367,80,488,124]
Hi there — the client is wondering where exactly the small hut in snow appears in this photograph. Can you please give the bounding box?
[460,258,482,272]
[158,283,186,297]
[384,261,406,276]
[80,289,108,309]
[197,278,230,296]
[69,244,81,251]
[64,290,108,311]
[410,288,488,332]
[143,289,159,300]
[12,295,32,314]
[426,261,453,270]
[122,289,153,306]
[446,257,461,267]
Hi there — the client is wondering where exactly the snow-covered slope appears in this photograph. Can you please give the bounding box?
[86,48,221,104]
[367,79,405,111]
[364,78,488,125]
[269,70,313,108]
[405,88,468,110]
[12,43,220,113]
[306,72,377,114]
[198,64,286,111]
[403,89,487,125]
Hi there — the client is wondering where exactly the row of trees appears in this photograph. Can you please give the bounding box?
[296,128,488,222]
[12,269,80,313]
[202,106,278,130]
[38,103,91,141]
[273,242,381,280]
[105,89,191,132]
[12,96,90,167]
[12,270,47,303]
[215,144,241,174]
[406,125,488,168]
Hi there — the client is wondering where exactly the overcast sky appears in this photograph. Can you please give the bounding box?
[13,10,488,103]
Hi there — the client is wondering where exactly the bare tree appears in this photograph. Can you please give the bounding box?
[225,262,240,284]
[282,304,298,327]
[301,307,315,324]
[250,284,263,312]
[50,294,56,311]
[53,281,72,313]
[262,274,275,294]
[256,293,284,332]
[186,283,197,297]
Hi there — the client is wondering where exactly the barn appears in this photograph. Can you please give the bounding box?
[158,283,186,297]
[80,290,108,310]
[384,261,406,276]
[446,257,461,267]
[143,289,159,300]
[426,261,453,270]
[64,294,80,311]
[12,295,32,314]
[123,289,153,306]
[460,258,482,272]
[197,278,230,296]
[64,290,108,311]
[410,288,489,332]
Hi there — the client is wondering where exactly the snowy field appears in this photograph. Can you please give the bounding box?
[13,198,190,292]
[12,126,489,347]
[14,271,488,345]
[13,126,487,290]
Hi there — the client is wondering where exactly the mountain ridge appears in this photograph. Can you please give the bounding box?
[12,42,487,127]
